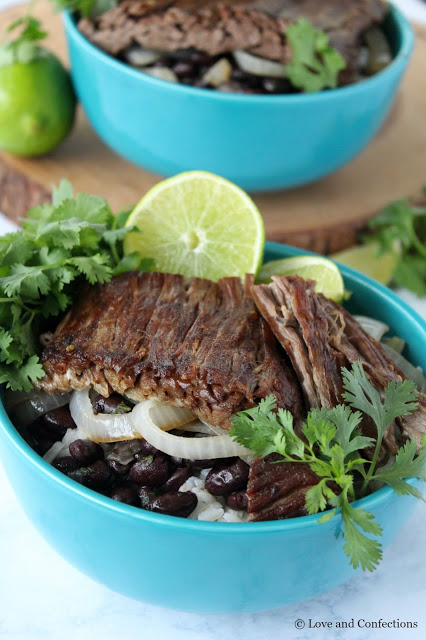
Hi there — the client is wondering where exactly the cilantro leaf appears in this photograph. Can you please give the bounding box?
[52,179,74,206]
[285,18,346,93]
[0,180,153,393]
[0,356,45,392]
[0,264,51,298]
[366,198,426,296]
[69,254,112,284]
[0,15,47,66]
[342,362,418,443]
[374,439,426,500]
[340,500,383,572]
[48,0,117,20]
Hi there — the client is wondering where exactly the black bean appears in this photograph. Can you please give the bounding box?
[227,490,248,511]
[205,458,250,496]
[187,50,216,65]
[151,491,197,518]
[138,486,157,510]
[69,460,112,489]
[262,77,291,94]
[107,439,144,465]
[107,459,131,476]
[53,456,82,474]
[162,467,191,493]
[172,60,197,77]
[129,454,169,486]
[92,393,132,415]
[43,406,76,432]
[188,457,234,469]
[110,485,138,506]
[33,406,76,442]
[169,456,187,468]
[69,439,104,464]
[136,438,159,456]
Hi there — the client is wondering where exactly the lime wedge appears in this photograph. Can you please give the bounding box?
[331,242,399,286]
[256,255,345,302]
[124,171,265,280]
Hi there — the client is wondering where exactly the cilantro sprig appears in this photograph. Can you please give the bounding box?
[230,362,423,572]
[48,0,118,19]
[0,180,153,392]
[366,196,426,296]
[285,18,346,93]
[0,14,48,66]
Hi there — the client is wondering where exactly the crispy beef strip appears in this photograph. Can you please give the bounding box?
[38,271,304,429]
[78,0,388,83]
[247,454,321,521]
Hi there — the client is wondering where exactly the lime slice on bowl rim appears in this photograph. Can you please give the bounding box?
[124,171,265,281]
[256,255,345,302]
[331,242,399,287]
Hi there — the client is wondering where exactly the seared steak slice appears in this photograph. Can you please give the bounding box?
[247,454,321,521]
[38,272,304,429]
[79,0,388,82]
[79,1,290,61]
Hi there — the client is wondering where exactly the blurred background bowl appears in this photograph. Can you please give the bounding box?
[0,242,425,614]
[63,5,414,192]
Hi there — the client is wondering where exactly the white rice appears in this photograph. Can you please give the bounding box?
[179,469,249,523]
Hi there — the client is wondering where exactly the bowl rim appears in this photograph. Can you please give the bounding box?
[63,2,415,104]
[0,241,424,534]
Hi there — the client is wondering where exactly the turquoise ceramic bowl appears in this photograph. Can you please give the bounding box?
[63,5,414,192]
[0,243,424,613]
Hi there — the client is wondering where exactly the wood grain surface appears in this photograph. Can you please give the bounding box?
[0,2,425,252]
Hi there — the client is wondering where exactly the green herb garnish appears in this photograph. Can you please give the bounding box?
[230,362,424,572]
[48,0,117,19]
[367,197,426,296]
[0,14,47,66]
[285,18,346,93]
[0,180,153,392]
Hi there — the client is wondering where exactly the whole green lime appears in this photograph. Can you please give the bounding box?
[0,50,76,156]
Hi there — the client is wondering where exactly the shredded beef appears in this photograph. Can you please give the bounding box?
[78,0,388,83]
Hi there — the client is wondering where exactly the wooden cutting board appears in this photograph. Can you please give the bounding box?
[0,2,425,253]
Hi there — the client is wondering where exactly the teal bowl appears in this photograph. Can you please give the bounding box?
[0,243,424,613]
[63,5,414,192]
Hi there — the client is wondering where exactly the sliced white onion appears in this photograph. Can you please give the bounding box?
[354,315,389,342]
[125,46,163,67]
[382,345,426,393]
[143,67,179,83]
[383,336,405,355]
[4,390,72,427]
[132,399,252,459]
[234,50,286,78]
[177,420,219,435]
[70,390,139,442]
[202,58,233,87]
[69,390,196,443]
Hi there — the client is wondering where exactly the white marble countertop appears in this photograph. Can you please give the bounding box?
[0,0,426,637]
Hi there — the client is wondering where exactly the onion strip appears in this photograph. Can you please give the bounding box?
[132,400,252,459]
[354,315,389,342]
[233,50,286,78]
[4,390,72,427]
